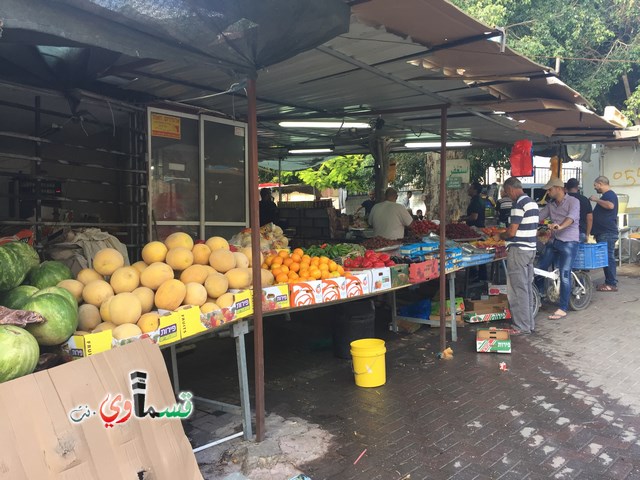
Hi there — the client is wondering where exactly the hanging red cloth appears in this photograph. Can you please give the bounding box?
[509,139,533,176]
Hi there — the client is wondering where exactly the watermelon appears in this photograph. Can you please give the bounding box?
[31,286,77,310]
[27,261,72,290]
[0,325,40,383]
[0,285,39,309]
[23,294,78,346]
[0,242,40,292]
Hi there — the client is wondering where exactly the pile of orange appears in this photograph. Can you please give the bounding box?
[262,248,345,284]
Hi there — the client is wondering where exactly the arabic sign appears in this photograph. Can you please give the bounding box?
[446,176,462,189]
[151,113,181,140]
[68,370,193,428]
[433,159,471,184]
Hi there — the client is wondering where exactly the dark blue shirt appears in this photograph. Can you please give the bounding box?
[591,190,618,235]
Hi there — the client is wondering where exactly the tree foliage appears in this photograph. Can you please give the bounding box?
[467,147,511,184]
[391,152,426,191]
[274,155,374,193]
[451,0,640,124]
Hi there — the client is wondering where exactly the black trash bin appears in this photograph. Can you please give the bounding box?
[332,300,375,359]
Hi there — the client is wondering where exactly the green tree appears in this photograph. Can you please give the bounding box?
[467,147,511,184]
[451,0,640,124]
[277,155,374,193]
[391,152,426,191]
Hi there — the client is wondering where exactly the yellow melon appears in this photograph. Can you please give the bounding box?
[183,282,208,306]
[204,273,229,299]
[141,241,168,264]
[76,268,103,285]
[204,265,217,276]
[155,279,186,311]
[240,247,263,267]
[137,312,160,333]
[233,252,250,269]
[113,323,142,340]
[93,248,125,276]
[131,261,148,274]
[209,249,236,273]
[216,292,235,309]
[110,266,140,293]
[205,236,229,251]
[200,302,220,314]
[100,296,114,322]
[192,244,212,265]
[165,247,194,271]
[110,292,142,325]
[226,268,252,289]
[82,279,114,307]
[92,322,115,333]
[132,286,155,313]
[261,269,275,287]
[179,264,210,284]
[57,279,84,302]
[78,304,102,331]
[164,232,194,250]
[140,262,174,290]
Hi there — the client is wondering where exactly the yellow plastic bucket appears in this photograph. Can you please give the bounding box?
[350,338,386,387]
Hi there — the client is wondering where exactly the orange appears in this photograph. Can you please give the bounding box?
[290,262,300,273]
[271,267,282,277]
[319,263,329,271]
[261,263,269,270]
[293,248,304,257]
[311,269,322,280]
[328,261,338,272]
[320,256,330,264]
[279,265,289,274]
[272,256,283,266]
[302,255,311,263]
[310,257,320,266]
[330,271,340,278]
[288,271,299,280]
[291,253,301,263]
[321,271,331,280]
[283,257,294,267]
[276,273,289,284]
[278,250,289,258]
[337,266,345,275]
[265,255,275,267]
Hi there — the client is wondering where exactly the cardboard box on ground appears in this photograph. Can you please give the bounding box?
[464,294,511,323]
[0,340,202,480]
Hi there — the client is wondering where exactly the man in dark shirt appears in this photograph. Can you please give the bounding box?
[463,182,486,227]
[356,191,376,217]
[565,178,593,243]
[589,176,619,291]
[259,188,279,226]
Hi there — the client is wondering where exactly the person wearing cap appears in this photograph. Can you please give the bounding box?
[565,178,593,243]
[536,178,580,320]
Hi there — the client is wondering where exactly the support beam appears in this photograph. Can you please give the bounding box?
[247,77,265,442]
[439,107,448,353]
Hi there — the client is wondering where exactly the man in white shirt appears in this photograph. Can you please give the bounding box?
[368,188,414,240]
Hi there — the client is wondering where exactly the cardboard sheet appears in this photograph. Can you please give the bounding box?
[0,339,202,480]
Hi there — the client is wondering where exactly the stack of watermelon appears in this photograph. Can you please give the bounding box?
[0,242,78,383]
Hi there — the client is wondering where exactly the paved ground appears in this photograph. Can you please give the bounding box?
[176,265,640,479]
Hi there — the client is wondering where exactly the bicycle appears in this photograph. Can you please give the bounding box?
[531,267,593,318]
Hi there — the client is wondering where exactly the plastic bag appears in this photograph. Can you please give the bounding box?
[510,139,533,176]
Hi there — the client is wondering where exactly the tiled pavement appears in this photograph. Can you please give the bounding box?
[178,269,640,479]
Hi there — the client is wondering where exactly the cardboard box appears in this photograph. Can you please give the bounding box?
[345,271,371,297]
[390,264,410,287]
[157,309,184,346]
[370,267,391,292]
[63,330,113,359]
[476,328,512,353]
[488,283,508,295]
[464,295,511,323]
[409,259,439,283]
[322,277,347,302]
[0,340,202,479]
[262,285,291,311]
[290,280,323,306]
[228,289,253,319]
[431,297,465,315]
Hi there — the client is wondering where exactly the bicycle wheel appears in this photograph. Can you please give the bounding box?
[569,270,593,311]
[532,284,541,318]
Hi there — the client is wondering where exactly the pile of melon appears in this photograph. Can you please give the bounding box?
[70,233,273,340]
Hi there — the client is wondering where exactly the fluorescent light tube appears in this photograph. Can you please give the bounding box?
[279,121,371,129]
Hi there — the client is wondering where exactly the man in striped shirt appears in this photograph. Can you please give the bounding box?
[497,177,540,334]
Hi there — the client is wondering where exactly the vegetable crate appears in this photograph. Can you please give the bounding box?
[572,242,608,269]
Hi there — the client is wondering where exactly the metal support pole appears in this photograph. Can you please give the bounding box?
[233,320,253,439]
[439,106,448,353]
[278,157,283,203]
[389,291,398,333]
[170,345,180,396]
[247,77,266,442]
